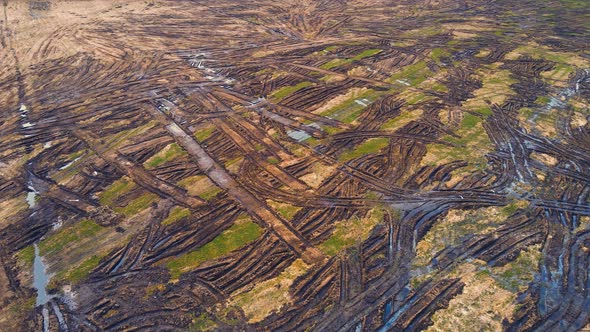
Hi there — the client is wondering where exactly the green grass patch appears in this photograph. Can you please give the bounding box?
[431,48,451,62]
[162,206,191,226]
[268,200,301,221]
[99,177,136,206]
[542,63,576,84]
[316,45,338,56]
[225,157,244,173]
[490,244,542,292]
[341,107,366,124]
[198,186,222,201]
[559,0,590,10]
[406,92,431,105]
[254,143,265,152]
[67,149,86,161]
[60,255,103,284]
[320,97,363,120]
[351,49,382,61]
[319,89,379,123]
[320,58,351,70]
[320,49,382,70]
[189,313,218,331]
[475,107,493,116]
[114,193,158,216]
[414,207,506,268]
[270,81,313,101]
[166,218,263,280]
[426,112,492,168]
[431,82,449,92]
[339,138,390,162]
[39,219,103,256]
[502,203,520,216]
[195,125,216,142]
[501,200,529,217]
[461,113,481,128]
[144,143,187,169]
[520,107,534,119]
[177,175,221,199]
[102,121,157,151]
[380,109,421,132]
[16,245,35,266]
[387,61,431,86]
[535,96,551,105]
[51,151,89,183]
[320,208,385,256]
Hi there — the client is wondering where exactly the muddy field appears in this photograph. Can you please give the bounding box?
[0,0,589,331]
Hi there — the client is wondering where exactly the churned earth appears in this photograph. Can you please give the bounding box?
[0,0,589,331]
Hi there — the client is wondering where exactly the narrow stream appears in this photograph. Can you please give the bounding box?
[23,141,51,331]
[21,103,68,331]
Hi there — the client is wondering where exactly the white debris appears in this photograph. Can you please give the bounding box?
[355,99,368,107]
[396,79,411,86]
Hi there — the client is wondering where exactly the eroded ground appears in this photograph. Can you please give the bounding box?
[0,0,589,331]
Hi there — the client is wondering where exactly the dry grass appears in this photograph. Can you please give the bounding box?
[319,208,386,256]
[0,196,28,228]
[414,207,506,268]
[463,66,516,112]
[229,259,309,323]
[504,41,590,67]
[313,87,369,115]
[426,262,517,332]
[177,175,217,197]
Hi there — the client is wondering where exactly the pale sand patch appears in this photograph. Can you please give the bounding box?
[300,164,336,188]
[571,112,588,128]
[476,49,491,58]
[451,31,478,39]
[442,21,497,33]
[530,152,558,166]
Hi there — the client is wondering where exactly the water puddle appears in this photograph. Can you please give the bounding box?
[383,300,392,322]
[58,155,83,170]
[287,123,321,142]
[33,244,50,306]
[33,244,53,331]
